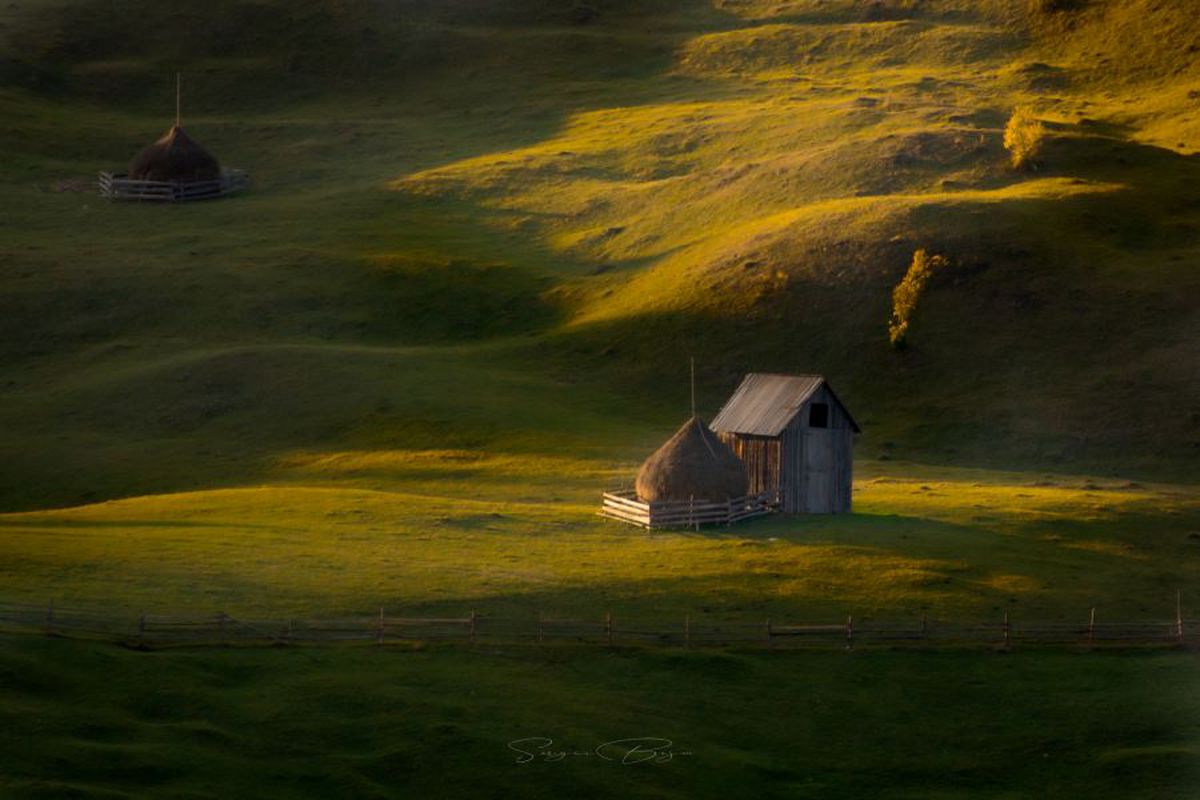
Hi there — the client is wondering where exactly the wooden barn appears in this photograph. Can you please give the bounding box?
[711,374,860,514]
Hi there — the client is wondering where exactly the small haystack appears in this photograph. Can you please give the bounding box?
[128,124,221,182]
[635,416,749,503]
[100,74,248,202]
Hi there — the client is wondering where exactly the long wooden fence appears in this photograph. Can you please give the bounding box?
[0,601,1194,651]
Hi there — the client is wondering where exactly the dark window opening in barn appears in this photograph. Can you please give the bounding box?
[809,403,829,428]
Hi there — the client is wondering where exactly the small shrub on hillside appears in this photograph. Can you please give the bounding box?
[888,249,949,350]
[1004,107,1047,170]
[1004,107,1047,168]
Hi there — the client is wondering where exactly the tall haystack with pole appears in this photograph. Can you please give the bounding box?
[128,126,221,183]
[634,416,748,503]
[99,74,248,202]
[601,360,777,530]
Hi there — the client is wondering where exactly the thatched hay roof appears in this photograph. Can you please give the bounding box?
[635,416,748,503]
[129,125,221,182]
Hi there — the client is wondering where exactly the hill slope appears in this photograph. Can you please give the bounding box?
[0,0,1198,511]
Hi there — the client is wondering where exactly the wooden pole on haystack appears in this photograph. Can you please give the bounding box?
[690,357,696,418]
[175,72,181,128]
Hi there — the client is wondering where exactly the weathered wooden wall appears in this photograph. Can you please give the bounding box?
[717,434,780,496]
[721,385,854,514]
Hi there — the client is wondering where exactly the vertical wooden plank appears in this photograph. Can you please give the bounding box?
[843,427,855,513]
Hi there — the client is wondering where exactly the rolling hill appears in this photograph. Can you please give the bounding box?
[2,0,1197,516]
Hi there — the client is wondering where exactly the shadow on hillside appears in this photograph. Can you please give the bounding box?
[0,517,290,531]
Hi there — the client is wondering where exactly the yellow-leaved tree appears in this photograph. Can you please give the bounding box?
[1004,107,1047,170]
[888,249,949,350]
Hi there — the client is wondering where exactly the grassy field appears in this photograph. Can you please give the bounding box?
[1,461,1198,623]
[1,0,1199,796]
[2,637,1199,799]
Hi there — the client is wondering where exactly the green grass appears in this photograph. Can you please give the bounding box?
[2,1,1200,796]
[1,461,1196,623]
[2,637,1199,799]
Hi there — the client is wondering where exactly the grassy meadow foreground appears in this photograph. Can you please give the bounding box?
[2,639,1199,799]
[2,0,1199,796]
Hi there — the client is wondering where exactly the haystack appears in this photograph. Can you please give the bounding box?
[635,416,748,503]
[128,125,221,182]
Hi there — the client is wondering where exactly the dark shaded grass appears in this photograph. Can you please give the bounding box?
[1,636,1198,798]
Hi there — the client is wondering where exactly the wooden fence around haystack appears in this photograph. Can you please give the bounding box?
[600,489,779,529]
[1,601,1194,652]
[98,169,249,202]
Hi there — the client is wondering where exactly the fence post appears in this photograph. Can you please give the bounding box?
[1177,590,1184,645]
[138,612,146,646]
[45,600,54,636]
[766,618,773,650]
[537,611,544,644]
[377,607,385,645]
[218,612,227,646]
[920,612,928,640]
[605,610,613,648]
[1088,607,1095,646]
[470,610,477,646]
[1003,611,1011,649]
[846,615,854,651]
[684,614,690,649]
[286,619,294,645]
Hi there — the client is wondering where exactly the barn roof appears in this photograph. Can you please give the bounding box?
[710,373,861,436]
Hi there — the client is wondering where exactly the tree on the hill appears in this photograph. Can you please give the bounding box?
[889,249,949,350]
[1004,107,1047,170]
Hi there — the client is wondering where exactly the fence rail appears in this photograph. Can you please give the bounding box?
[600,489,779,529]
[1,601,1195,651]
[98,170,249,202]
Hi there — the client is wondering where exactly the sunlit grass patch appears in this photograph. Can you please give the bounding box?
[0,460,1195,622]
